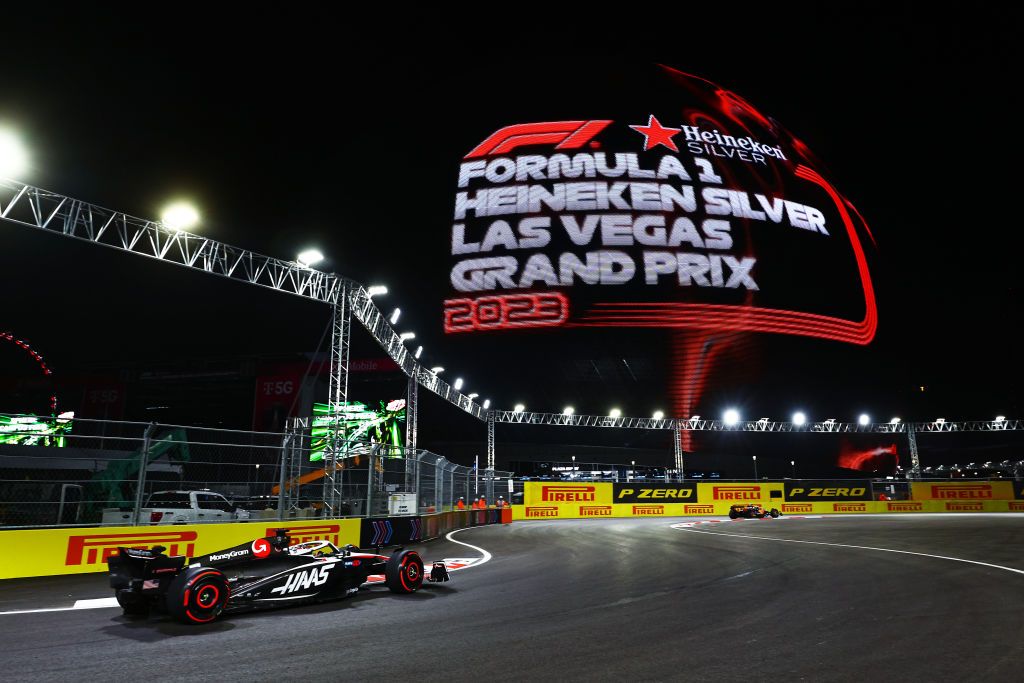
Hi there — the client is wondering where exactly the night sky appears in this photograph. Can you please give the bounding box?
[1,7,1020,470]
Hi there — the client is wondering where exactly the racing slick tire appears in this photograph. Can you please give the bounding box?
[115,589,150,617]
[729,511,738,519]
[385,550,425,594]
[770,509,780,518]
[166,567,230,624]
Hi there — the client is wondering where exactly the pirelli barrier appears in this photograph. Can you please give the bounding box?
[0,508,512,580]
[512,481,1024,521]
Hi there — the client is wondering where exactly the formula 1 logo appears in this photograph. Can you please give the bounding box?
[712,486,760,500]
[265,525,342,546]
[270,565,333,595]
[525,506,559,518]
[65,530,197,566]
[887,502,923,512]
[931,484,992,499]
[541,485,596,502]
[465,120,613,158]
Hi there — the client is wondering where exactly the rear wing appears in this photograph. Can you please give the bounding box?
[107,546,186,589]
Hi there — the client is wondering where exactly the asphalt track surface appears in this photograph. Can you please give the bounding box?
[2,514,1023,681]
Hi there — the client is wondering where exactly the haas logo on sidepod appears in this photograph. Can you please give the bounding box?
[270,565,333,595]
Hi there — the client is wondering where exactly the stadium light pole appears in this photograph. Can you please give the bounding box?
[609,408,621,418]
[513,404,525,413]
[724,409,740,427]
[367,285,388,297]
[792,411,807,427]
[653,410,664,420]
[791,460,796,478]
[389,308,401,325]
[454,377,463,391]
[858,414,870,426]
[752,455,758,480]
[563,406,575,416]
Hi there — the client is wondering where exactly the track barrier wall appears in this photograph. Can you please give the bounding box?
[512,481,1024,520]
[0,509,511,580]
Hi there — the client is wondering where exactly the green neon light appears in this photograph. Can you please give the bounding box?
[0,412,74,447]
[309,399,405,462]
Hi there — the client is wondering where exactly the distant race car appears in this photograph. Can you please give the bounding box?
[108,529,449,624]
[728,503,781,519]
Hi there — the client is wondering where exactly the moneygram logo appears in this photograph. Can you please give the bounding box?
[65,530,197,566]
[208,549,248,562]
[580,506,612,517]
[833,503,867,512]
[251,538,272,558]
[684,504,714,514]
[782,503,813,513]
[931,484,992,499]
[888,502,923,512]
[946,502,984,511]
[541,485,596,502]
[713,486,760,500]
[266,525,342,546]
[525,506,559,518]
[632,505,664,515]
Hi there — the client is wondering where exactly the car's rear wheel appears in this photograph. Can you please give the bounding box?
[115,589,150,617]
[729,511,738,519]
[166,567,230,624]
[386,550,424,594]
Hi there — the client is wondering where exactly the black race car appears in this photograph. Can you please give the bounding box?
[108,528,449,624]
[728,503,781,519]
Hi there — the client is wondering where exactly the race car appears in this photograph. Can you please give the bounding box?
[728,503,781,519]
[107,528,449,624]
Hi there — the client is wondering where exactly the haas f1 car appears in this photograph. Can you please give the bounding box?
[108,529,449,624]
[729,503,781,519]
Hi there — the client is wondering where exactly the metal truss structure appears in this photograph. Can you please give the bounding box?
[0,179,484,421]
[486,411,1023,434]
[2,178,1021,480]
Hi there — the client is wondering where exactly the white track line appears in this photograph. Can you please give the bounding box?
[675,526,1024,576]
[444,527,492,567]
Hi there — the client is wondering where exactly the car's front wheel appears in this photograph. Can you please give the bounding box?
[166,567,230,624]
[770,509,780,518]
[386,550,425,594]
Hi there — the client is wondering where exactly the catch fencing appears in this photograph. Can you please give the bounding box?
[0,414,512,528]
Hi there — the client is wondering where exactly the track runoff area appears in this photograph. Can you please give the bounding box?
[1,514,1022,680]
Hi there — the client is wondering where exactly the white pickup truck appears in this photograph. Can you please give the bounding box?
[102,490,249,526]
